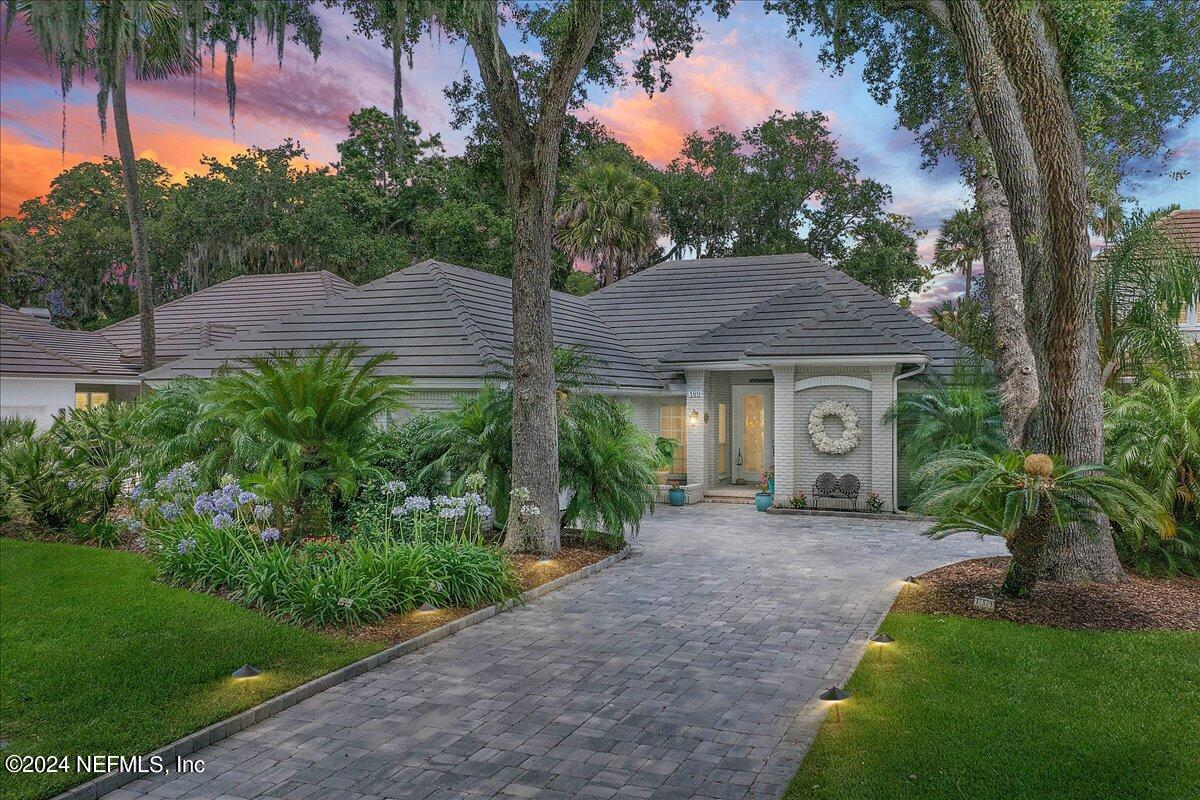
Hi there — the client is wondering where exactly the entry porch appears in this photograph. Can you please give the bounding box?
[634,359,923,512]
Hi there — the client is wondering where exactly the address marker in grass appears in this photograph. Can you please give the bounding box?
[231,665,261,679]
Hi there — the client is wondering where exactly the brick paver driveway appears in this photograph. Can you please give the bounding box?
[108,505,1004,800]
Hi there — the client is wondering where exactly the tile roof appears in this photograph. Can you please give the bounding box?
[99,270,354,361]
[143,261,663,390]
[1159,209,1200,255]
[0,305,138,379]
[585,253,967,373]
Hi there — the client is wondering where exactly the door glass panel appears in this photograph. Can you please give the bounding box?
[743,394,764,475]
[717,402,728,474]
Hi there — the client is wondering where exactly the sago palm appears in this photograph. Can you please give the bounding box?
[913,450,1166,597]
[1105,373,1200,574]
[556,162,661,286]
[205,344,410,511]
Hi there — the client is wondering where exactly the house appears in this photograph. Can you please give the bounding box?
[0,305,141,428]
[147,255,969,511]
[0,271,355,427]
[1159,209,1200,342]
[98,270,355,364]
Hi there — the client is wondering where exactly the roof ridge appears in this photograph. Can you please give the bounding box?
[425,261,504,366]
[659,278,821,362]
[0,330,98,374]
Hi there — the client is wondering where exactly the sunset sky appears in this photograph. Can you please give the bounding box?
[2,3,1197,310]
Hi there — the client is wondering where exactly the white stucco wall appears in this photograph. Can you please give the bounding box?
[0,376,77,430]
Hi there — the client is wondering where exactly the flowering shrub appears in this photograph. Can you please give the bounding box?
[141,470,518,629]
[865,491,885,514]
[789,491,808,509]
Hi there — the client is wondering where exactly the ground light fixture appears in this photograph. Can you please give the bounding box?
[820,685,850,723]
[418,603,437,612]
[869,631,894,661]
[903,575,919,585]
[231,664,261,680]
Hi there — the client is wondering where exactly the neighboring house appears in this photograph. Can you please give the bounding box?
[0,305,140,428]
[0,271,355,428]
[99,270,355,364]
[1159,209,1200,342]
[147,255,969,511]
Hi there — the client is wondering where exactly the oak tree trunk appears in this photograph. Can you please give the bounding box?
[111,69,156,372]
[462,2,604,554]
[985,1,1125,584]
[967,109,1039,447]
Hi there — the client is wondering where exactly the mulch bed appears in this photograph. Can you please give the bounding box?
[508,545,613,591]
[348,545,614,645]
[893,556,1200,632]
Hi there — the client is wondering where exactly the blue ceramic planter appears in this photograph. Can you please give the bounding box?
[667,487,687,506]
[768,478,775,494]
[755,492,773,512]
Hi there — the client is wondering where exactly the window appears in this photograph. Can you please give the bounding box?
[717,401,728,474]
[75,391,109,410]
[660,404,687,474]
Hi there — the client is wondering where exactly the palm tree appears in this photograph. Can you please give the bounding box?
[1096,208,1200,386]
[1087,170,1123,248]
[8,1,195,369]
[933,207,984,302]
[912,449,1167,597]
[885,369,1004,490]
[7,1,318,370]
[556,162,661,287]
[928,297,993,358]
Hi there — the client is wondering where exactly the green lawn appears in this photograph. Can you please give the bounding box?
[785,612,1200,800]
[0,539,382,800]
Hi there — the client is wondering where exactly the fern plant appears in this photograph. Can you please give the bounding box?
[913,450,1168,597]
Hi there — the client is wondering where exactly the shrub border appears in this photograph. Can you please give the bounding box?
[55,545,631,800]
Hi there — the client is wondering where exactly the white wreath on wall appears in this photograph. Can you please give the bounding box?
[808,400,861,455]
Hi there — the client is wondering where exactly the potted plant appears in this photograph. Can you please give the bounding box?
[790,490,807,509]
[655,436,679,487]
[764,466,776,495]
[755,479,773,512]
[667,479,687,507]
[865,490,885,514]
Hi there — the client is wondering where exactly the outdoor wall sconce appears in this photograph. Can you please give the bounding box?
[687,410,709,426]
[231,664,261,679]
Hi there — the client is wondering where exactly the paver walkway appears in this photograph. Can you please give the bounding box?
[107,505,1004,800]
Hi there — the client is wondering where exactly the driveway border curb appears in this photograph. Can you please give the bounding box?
[54,545,631,800]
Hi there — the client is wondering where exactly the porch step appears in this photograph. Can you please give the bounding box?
[704,495,755,505]
[702,486,757,505]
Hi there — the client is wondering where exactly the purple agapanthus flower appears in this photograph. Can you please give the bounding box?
[159,502,182,521]
[237,491,257,505]
[177,537,197,554]
[252,503,274,521]
[212,512,234,529]
[260,527,281,543]
[214,495,238,514]
[193,496,215,516]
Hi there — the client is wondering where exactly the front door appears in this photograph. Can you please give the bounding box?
[732,384,773,484]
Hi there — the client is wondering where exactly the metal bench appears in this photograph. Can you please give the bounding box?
[812,472,860,510]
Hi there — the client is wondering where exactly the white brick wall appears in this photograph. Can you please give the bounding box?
[772,366,796,502]
[794,367,873,510]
